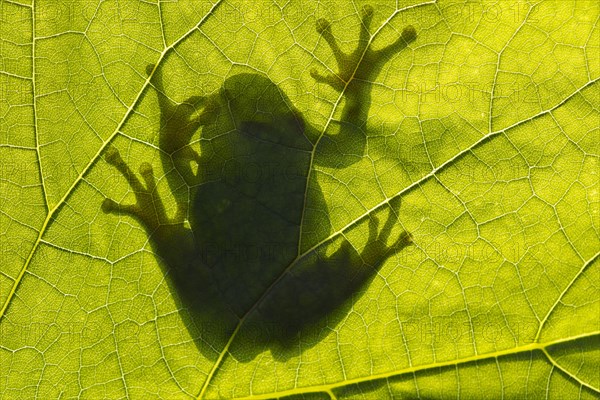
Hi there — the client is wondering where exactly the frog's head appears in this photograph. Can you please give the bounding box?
[216,73,312,151]
[219,73,288,122]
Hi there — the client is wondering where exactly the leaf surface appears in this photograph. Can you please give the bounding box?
[0,0,598,399]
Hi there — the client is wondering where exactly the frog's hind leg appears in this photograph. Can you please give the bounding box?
[101,145,171,233]
[379,207,413,255]
[362,198,413,267]
[102,145,199,291]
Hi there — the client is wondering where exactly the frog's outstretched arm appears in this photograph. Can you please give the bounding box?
[311,6,416,168]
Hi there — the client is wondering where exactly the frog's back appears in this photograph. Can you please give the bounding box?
[191,73,314,317]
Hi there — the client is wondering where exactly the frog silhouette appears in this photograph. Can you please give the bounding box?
[102,6,416,362]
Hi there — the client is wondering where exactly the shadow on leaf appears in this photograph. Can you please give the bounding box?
[101,5,416,362]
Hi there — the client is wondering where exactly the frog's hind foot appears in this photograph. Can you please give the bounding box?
[362,198,413,266]
[310,5,416,90]
[101,145,171,233]
[380,197,413,253]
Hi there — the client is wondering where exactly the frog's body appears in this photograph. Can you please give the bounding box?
[102,6,415,361]
[192,75,314,317]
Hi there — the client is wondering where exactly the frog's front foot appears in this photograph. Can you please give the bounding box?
[310,5,417,91]
[146,63,219,185]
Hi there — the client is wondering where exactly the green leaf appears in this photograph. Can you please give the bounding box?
[1,1,598,399]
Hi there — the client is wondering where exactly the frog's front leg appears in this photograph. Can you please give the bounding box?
[146,64,220,221]
[311,5,417,167]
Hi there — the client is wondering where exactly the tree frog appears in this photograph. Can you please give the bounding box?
[102,5,415,361]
